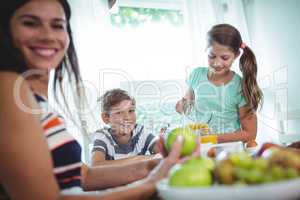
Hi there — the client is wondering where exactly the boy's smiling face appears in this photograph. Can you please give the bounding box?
[102,100,136,139]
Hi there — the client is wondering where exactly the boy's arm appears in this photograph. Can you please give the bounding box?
[83,153,161,191]
[212,107,257,143]
[82,136,184,197]
[92,150,160,166]
[91,150,106,166]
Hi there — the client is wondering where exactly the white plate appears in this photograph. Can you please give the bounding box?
[156,178,300,200]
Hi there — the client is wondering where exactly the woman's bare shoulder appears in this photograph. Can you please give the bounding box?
[0,70,23,79]
[0,71,40,115]
[0,71,27,90]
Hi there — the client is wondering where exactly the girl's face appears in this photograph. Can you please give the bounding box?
[10,0,69,71]
[207,42,238,76]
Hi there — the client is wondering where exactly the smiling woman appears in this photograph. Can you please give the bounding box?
[10,1,69,71]
[0,0,188,200]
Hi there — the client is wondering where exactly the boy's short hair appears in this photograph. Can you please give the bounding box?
[99,88,136,113]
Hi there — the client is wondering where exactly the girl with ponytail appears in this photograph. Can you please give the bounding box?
[176,23,263,144]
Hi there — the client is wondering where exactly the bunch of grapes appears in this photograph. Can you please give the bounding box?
[214,150,300,185]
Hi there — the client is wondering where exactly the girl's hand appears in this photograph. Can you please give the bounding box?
[176,98,193,114]
[175,88,195,114]
[255,142,281,157]
[175,98,186,114]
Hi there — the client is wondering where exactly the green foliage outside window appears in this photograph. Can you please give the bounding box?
[110,7,184,27]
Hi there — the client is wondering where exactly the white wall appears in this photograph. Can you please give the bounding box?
[243,0,300,143]
[67,0,112,163]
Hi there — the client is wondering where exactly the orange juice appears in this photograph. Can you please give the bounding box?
[200,135,218,144]
[188,123,209,130]
[187,123,210,135]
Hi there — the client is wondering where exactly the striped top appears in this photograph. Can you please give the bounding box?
[92,124,158,160]
[0,95,83,200]
[35,94,82,190]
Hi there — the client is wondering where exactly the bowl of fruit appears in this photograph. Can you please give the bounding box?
[157,144,300,200]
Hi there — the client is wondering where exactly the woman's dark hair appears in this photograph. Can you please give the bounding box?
[207,23,263,114]
[0,0,84,123]
[0,1,27,72]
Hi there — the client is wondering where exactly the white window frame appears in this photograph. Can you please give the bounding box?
[115,0,184,10]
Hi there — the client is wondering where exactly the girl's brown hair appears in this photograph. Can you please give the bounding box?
[207,23,263,114]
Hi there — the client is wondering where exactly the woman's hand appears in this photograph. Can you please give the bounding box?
[155,135,169,157]
[145,135,183,184]
[145,135,201,184]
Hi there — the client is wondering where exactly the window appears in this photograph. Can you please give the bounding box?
[101,0,192,88]
[110,6,183,27]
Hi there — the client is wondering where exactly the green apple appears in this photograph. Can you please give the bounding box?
[185,157,215,171]
[165,127,197,156]
[169,164,212,187]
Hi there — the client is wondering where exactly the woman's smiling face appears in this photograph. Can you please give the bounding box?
[10,0,69,71]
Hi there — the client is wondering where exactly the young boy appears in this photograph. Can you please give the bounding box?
[91,88,160,166]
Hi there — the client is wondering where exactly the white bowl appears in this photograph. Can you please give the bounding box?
[156,178,300,200]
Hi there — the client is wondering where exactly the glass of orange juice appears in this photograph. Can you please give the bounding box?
[200,135,218,144]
